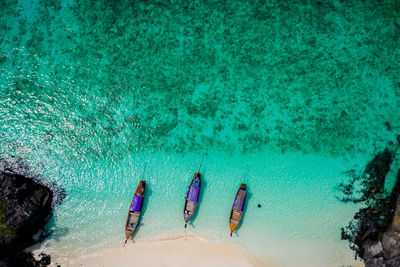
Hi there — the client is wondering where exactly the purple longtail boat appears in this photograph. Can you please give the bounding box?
[229,183,246,236]
[125,180,145,243]
[183,172,201,228]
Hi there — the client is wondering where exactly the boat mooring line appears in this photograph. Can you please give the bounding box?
[198,152,205,173]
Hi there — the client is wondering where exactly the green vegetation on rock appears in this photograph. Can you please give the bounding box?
[0,198,15,244]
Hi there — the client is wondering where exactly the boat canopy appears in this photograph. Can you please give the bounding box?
[233,193,245,211]
[188,185,199,202]
[130,195,143,212]
[193,178,200,187]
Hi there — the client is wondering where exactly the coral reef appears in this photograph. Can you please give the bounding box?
[1,1,399,162]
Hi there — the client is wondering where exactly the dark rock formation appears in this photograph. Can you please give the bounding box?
[0,172,53,254]
[339,146,398,259]
[0,251,48,267]
[362,148,394,200]
[363,169,400,267]
[0,169,53,266]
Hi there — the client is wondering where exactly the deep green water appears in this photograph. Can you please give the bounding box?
[1,0,400,266]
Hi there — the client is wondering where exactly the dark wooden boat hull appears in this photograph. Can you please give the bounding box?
[229,183,246,236]
[183,172,201,227]
[125,180,145,241]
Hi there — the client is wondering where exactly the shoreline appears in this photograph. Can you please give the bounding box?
[46,233,274,267]
[29,150,370,267]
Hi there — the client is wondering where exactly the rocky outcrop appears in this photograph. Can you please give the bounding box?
[0,168,53,266]
[339,138,400,267]
[363,169,400,267]
[340,147,396,255]
[0,251,47,267]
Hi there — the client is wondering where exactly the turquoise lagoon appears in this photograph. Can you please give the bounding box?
[1,0,400,266]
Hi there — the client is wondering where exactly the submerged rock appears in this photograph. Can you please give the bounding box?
[337,148,395,204]
[0,168,53,266]
[362,148,394,200]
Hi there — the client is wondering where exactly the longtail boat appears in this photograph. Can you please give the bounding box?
[124,180,145,243]
[183,154,204,228]
[183,172,201,228]
[229,183,246,236]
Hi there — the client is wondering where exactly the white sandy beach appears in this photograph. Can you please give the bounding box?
[48,233,272,267]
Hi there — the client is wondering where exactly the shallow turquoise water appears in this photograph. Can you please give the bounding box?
[1,0,400,266]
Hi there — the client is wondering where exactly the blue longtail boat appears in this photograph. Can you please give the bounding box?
[125,180,145,243]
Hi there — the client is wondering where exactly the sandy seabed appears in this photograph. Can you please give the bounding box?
[48,233,272,267]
